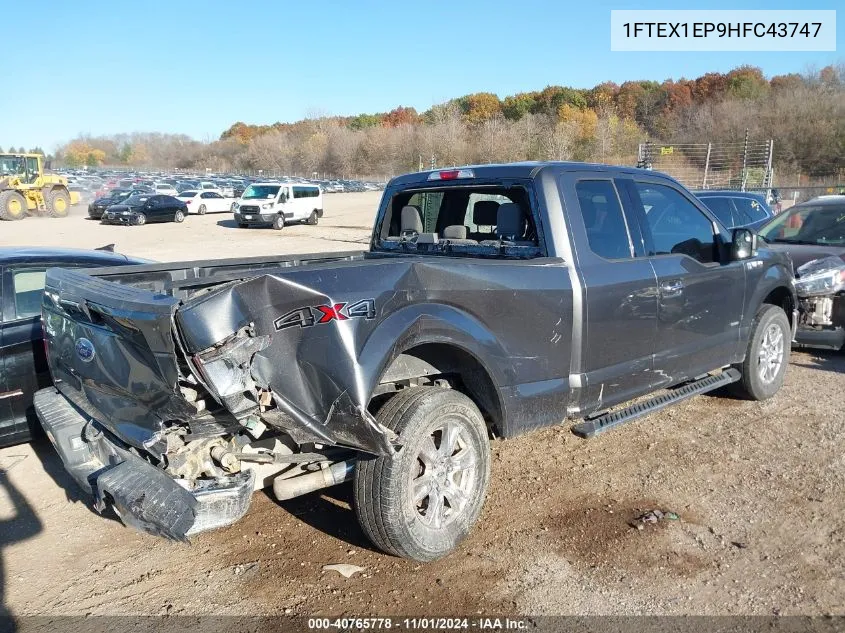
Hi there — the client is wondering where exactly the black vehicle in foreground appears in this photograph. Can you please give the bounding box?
[36,162,795,559]
[101,194,188,226]
[758,195,845,350]
[0,247,145,447]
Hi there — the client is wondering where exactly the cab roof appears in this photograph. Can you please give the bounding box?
[387,162,671,188]
[0,247,140,266]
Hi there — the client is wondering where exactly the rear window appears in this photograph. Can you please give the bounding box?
[376,185,542,258]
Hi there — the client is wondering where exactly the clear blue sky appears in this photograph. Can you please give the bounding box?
[2,0,840,151]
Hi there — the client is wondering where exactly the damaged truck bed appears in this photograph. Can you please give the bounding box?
[37,163,798,560]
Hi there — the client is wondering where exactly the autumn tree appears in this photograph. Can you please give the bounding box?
[502,93,537,121]
[457,93,502,125]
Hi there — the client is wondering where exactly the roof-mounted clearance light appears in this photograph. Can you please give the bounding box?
[428,169,475,181]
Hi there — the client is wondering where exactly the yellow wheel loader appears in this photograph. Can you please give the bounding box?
[0,153,79,221]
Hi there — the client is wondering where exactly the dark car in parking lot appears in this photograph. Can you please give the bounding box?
[88,188,147,219]
[758,195,845,350]
[694,190,774,232]
[101,194,188,226]
[0,247,145,447]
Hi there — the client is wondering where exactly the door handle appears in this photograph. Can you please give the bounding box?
[0,389,24,400]
[661,280,684,297]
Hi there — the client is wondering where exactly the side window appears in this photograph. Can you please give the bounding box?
[200,192,211,199]
[700,197,736,227]
[636,183,716,263]
[733,197,768,223]
[26,157,39,183]
[293,187,303,199]
[11,269,47,320]
[575,180,633,260]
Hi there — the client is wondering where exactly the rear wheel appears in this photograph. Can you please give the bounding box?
[307,210,318,225]
[0,190,28,221]
[198,204,207,215]
[174,210,185,223]
[354,386,491,561]
[46,189,70,218]
[134,213,146,226]
[732,304,790,400]
[272,215,285,230]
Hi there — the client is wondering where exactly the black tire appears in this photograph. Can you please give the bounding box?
[174,209,186,223]
[272,215,285,230]
[198,204,207,215]
[354,386,491,561]
[46,189,71,218]
[237,223,248,228]
[134,213,146,226]
[731,304,791,400]
[307,210,318,225]
[0,190,28,221]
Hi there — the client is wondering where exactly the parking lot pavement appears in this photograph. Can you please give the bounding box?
[0,191,843,618]
[0,191,383,262]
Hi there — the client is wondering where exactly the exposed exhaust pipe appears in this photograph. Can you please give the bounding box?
[272,461,354,501]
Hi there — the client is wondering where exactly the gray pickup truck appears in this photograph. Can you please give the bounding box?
[36,162,796,561]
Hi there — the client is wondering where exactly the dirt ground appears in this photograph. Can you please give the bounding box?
[0,193,843,618]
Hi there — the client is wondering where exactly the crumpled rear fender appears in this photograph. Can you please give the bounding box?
[176,273,513,456]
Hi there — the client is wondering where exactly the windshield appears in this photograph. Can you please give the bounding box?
[0,155,25,176]
[759,203,845,246]
[243,184,280,200]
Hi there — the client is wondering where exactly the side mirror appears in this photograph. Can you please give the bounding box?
[731,228,757,261]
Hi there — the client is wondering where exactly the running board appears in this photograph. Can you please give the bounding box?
[571,369,741,439]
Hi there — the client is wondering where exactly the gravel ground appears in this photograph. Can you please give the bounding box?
[0,193,843,618]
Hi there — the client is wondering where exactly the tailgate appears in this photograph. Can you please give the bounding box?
[42,267,195,452]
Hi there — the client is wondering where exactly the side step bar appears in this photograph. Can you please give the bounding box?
[571,368,741,439]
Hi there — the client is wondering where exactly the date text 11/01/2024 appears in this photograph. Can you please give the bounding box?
[307,617,529,630]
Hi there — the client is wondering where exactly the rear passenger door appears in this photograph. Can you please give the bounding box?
[624,179,745,384]
[559,173,659,414]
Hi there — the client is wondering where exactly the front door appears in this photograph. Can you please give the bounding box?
[559,173,659,414]
[626,179,745,384]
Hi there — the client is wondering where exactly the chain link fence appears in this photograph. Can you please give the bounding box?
[637,135,774,192]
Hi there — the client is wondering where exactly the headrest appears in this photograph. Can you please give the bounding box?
[472,200,500,226]
[496,203,526,239]
[442,225,468,239]
[401,205,423,233]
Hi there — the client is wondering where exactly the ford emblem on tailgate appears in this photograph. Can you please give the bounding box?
[75,338,96,363]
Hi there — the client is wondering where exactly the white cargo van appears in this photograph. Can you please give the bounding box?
[232,182,323,229]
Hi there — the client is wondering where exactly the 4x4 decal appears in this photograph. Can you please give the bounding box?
[274,299,376,330]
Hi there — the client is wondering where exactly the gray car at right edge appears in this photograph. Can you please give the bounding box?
[35,162,795,561]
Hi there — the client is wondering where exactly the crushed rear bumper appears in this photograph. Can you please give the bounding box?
[34,387,254,541]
